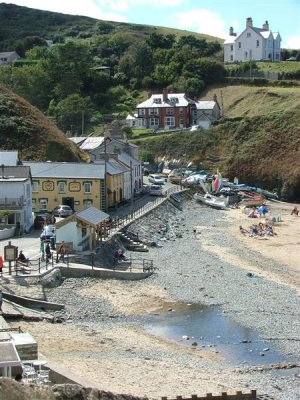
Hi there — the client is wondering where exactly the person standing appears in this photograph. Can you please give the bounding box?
[0,255,3,277]
[40,241,45,261]
[57,241,66,263]
[0,288,3,313]
[45,242,51,262]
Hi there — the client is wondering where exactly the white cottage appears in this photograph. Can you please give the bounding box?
[55,206,110,251]
[0,166,33,233]
[224,17,281,63]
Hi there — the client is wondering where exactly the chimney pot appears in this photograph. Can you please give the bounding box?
[246,17,253,28]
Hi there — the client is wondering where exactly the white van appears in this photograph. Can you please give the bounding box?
[149,184,163,196]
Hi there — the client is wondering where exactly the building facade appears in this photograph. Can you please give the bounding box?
[224,18,281,63]
[24,161,126,213]
[0,166,33,233]
[136,90,196,130]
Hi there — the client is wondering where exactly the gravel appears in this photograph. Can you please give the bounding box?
[45,199,300,399]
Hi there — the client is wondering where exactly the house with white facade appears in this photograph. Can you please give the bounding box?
[0,51,20,66]
[0,165,33,234]
[55,206,110,251]
[224,17,281,63]
[192,95,221,129]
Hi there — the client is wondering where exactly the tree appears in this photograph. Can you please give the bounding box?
[53,94,92,134]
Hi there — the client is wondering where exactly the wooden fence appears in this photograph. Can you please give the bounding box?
[161,390,258,400]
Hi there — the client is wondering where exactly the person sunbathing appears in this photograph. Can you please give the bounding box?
[239,226,249,235]
[291,206,299,216]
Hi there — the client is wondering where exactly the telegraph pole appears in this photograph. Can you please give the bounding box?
[104,134,108,213]
[130,160,134,216]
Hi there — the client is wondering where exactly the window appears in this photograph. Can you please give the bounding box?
[230,45,233,51]
[84,182,91,194]
[32,181,39,193]
[149,108,158,115]
[149,117,158,127]
[139,109,146,116]
[169,97,179,104]
[256,40,260,47]
[83,199,93,206]
[58,181,65,193]
[230,55,233,61]
[153,98,162,104]
[40,199,47,210]
[179,107,183,114]
[238,42,241,49]
[32,199,36,209]
[245,51,248,59]
[81,227,87,237]
[164,116,175,127]
[166,108,174,115]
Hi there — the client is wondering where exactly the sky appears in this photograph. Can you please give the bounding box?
[3,0,300,49]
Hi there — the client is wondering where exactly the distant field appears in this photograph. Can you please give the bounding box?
[256,61,300,73]
[225,61,300,74]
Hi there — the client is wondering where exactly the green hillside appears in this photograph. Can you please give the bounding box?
[0,2,222,50]
[0,84,88,162]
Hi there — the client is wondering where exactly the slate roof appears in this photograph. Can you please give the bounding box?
[137,93,195,108]
[0,150,18,166]
[79,136,105,150]
[196,101,217,110]
[0,342,21,368]
[117,152,140,167]
[69,137,88,145]
[0,166,31,179]
[24,162,105,179]
[76,206,110,225]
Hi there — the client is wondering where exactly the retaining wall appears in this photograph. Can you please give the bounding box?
[59,265,152,280]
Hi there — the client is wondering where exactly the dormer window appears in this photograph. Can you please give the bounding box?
[169,97,179,104]
[153,98,162,104]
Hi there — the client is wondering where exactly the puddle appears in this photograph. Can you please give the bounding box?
[145,302,294,366]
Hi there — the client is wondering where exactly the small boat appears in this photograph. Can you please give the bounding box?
[194,193,229,210]
[238,191,266,207]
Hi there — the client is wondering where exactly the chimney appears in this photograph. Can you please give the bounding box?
[162,88,168,102]
[262,20,269,31]
[246,17,253,28]
[229,26,234,36]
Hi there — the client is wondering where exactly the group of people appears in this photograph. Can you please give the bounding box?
[239,222,276,237]
[40,240,66,263]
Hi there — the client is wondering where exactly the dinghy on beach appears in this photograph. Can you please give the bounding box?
[193,193,229,210]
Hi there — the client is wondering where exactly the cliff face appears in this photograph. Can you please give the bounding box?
[0,84,88,162]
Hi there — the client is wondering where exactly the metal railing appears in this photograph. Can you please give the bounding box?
[14,252,69,276]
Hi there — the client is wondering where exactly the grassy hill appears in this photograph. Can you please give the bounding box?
[202,85,300,118]
[133,85,300,199]
[0,84,88,162]
[0,2,222,50]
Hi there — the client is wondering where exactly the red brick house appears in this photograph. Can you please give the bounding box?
[136,90,197,130]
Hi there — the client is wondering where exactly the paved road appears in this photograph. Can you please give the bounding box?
[0,179,179,264]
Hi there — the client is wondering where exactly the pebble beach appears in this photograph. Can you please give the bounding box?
[15,198,300,399]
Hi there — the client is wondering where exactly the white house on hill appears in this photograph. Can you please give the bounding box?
[224,17,281,63]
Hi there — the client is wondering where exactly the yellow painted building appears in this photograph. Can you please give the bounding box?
[24,161,128,213]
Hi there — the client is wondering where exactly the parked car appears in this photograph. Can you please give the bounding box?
[40,225,56,241]
[148,174,165,185]
[53,205,73,217]
[149,184,163,196]
[33,214,46,230]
